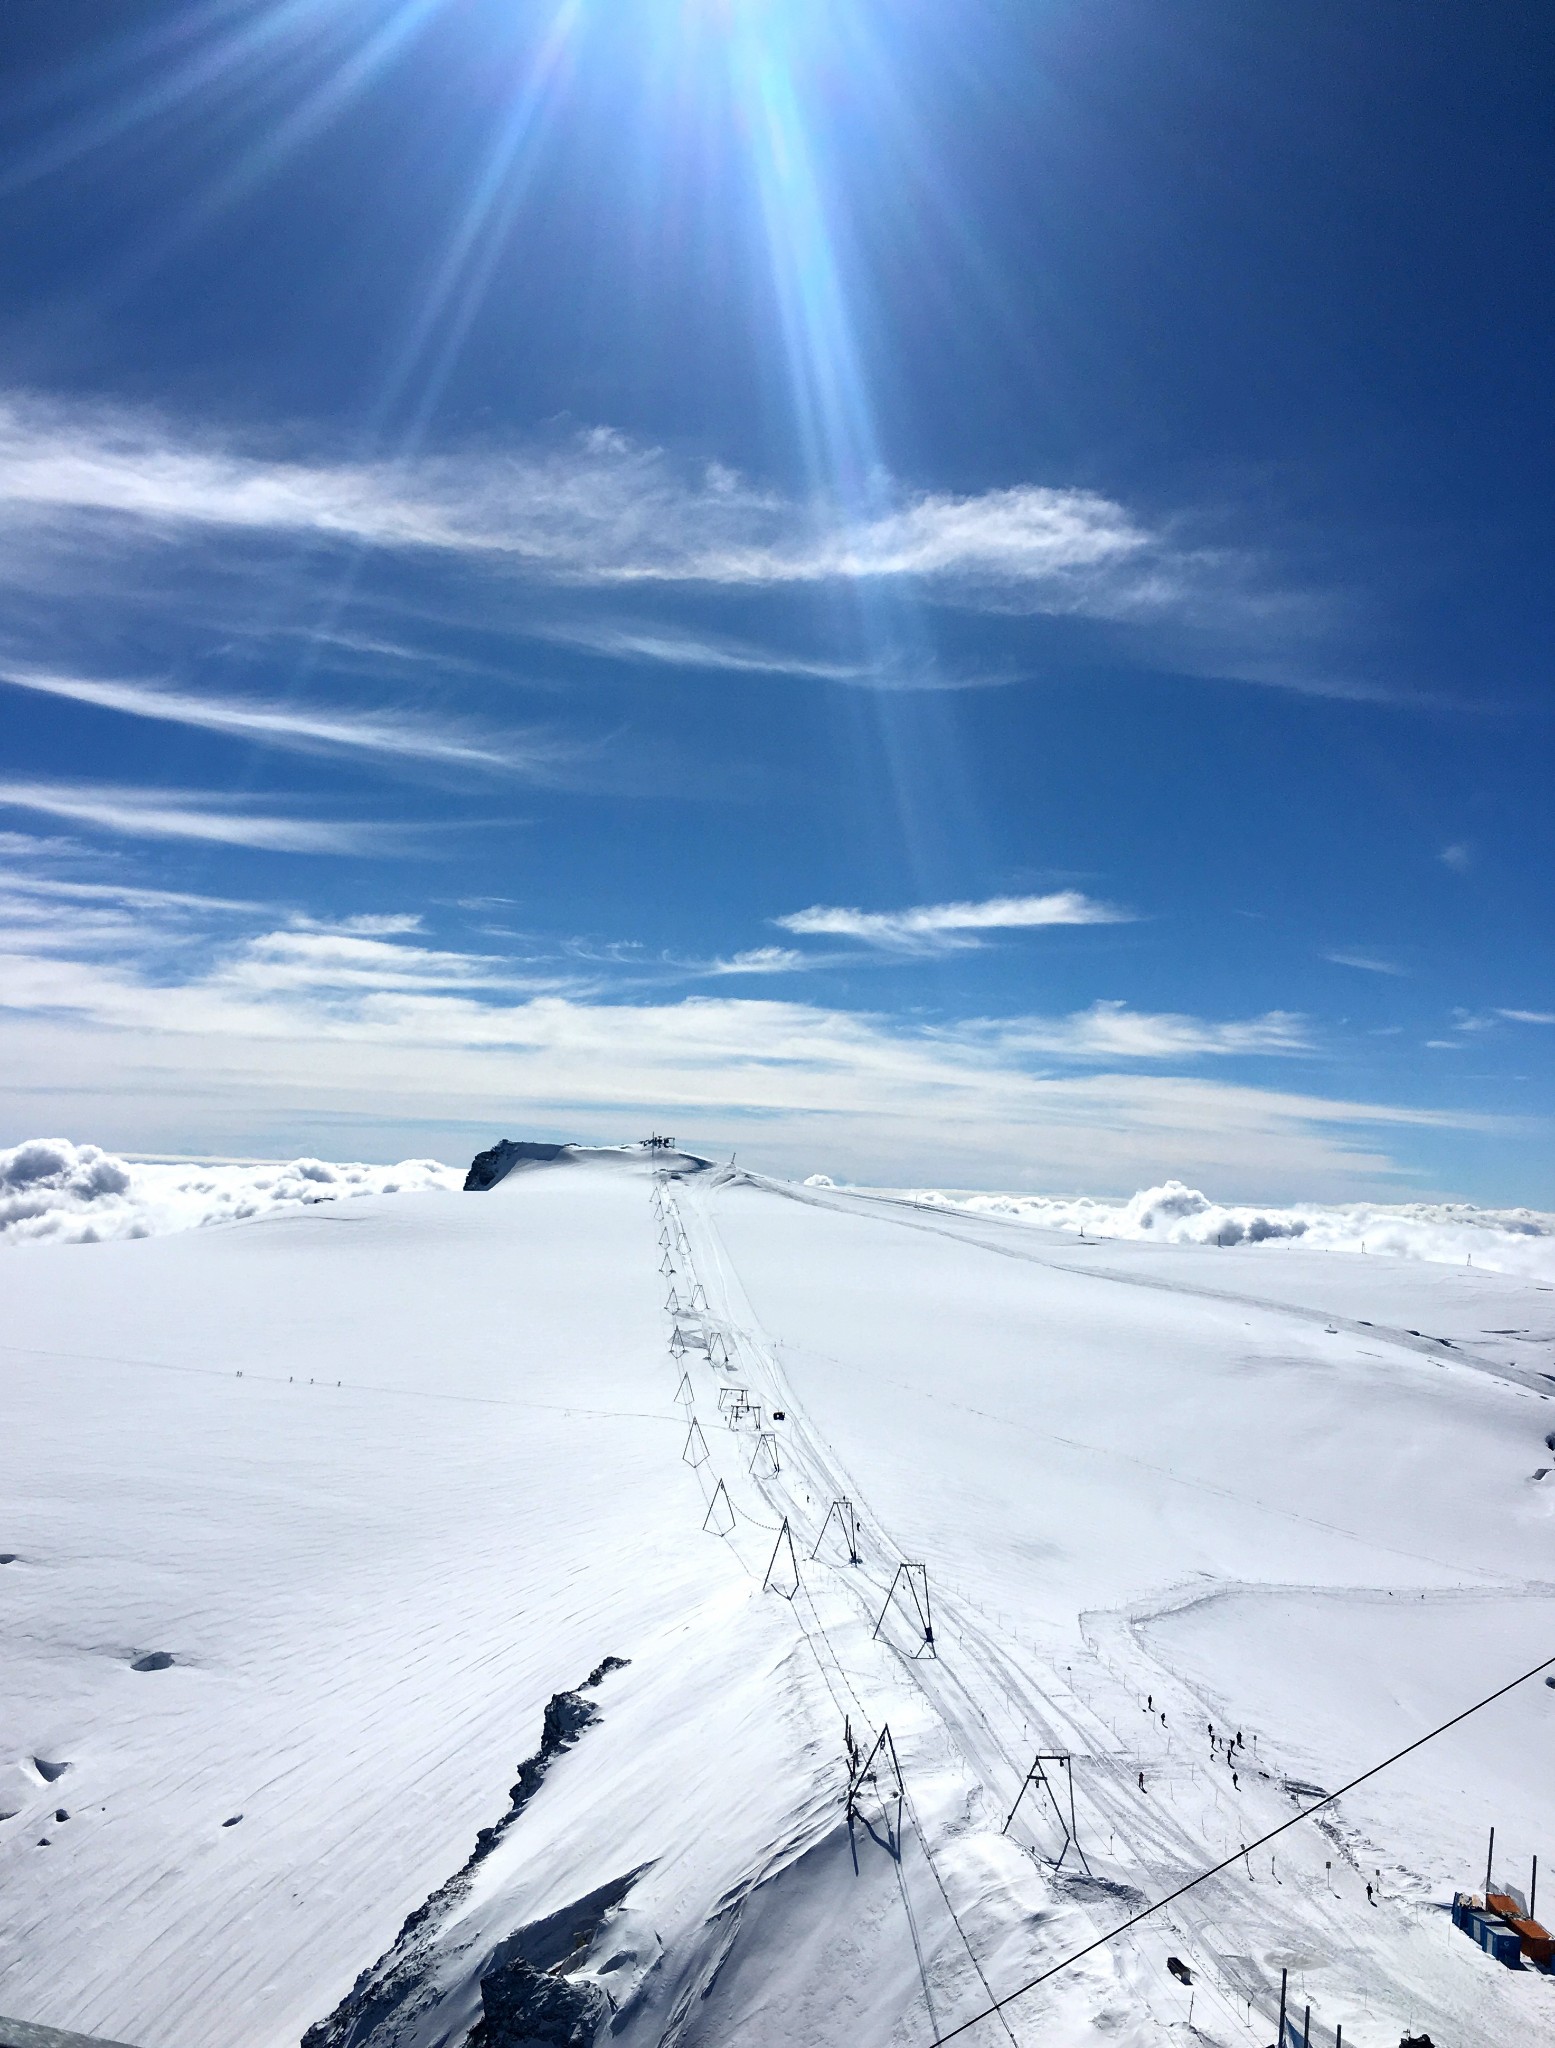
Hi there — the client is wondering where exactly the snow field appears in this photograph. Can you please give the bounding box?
[3,1148,1555,2048]
[696,1171,1555,2045]
[0,1159,792,2044]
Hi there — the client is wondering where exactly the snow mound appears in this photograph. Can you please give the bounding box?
[905,1176,1555,1280]
[0,1137,459,1247]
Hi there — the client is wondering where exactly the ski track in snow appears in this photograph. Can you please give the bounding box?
[676,1166,1555,2047]
[2,1149,1554,2047]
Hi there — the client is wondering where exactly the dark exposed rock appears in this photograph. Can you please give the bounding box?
[474,1955,610,2048]
[464,1142,571,1192]
[302,1656,632,2048]
[131,1650,175,1671]
[465,1873,641,2047]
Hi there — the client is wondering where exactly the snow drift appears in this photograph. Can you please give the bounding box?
[899,1176,1555,1281]
[0,1136,459,1246]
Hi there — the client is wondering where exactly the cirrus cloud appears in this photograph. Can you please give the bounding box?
[0,394,1179,615]
[775,890,1132,952]
[0,779,394,854]
[0,665,570,777]
[0,889,1497,1197]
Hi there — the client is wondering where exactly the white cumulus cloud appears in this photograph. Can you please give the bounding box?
[903,1178,1555,1283]
[0,1136,458,1246]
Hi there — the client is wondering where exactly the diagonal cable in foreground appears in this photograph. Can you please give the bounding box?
[931,1648,1555,2045]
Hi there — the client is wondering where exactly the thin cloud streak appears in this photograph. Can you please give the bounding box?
[0,665,555,773]
[1324,950,1408,976]
[218,927,556,997]
[0,396,1189,614]
[777,891,1132,952]
[705,946,809,976]
[0,870,272,915]
[974,999,1312,1061]
[0,779,391,853]
[533,620,879,681]
[533,619,1015,691]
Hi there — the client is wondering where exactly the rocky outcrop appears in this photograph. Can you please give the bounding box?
[463,1143,571,1192]
[302,1658,632,2048]
[465,1875,634,2048]
[474,1956,609,2048]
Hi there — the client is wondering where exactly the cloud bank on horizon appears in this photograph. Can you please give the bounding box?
[8,1134,1551,1288]
[0,1136,458,1247]
[888,1177,1555,1285]
[0,860,1497,1196]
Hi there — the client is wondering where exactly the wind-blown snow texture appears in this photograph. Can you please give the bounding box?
[0,1137,458,1245]
[886,1176,1555,1282]
[3,1145,1554,2048]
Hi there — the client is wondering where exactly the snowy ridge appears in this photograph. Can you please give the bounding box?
[0,1138,459,1245]
[856,1176,1555,1283]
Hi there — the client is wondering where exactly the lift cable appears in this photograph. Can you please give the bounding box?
[930,1648,1555,2045]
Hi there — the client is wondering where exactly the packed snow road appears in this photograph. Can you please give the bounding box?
[2,1148,1553,2047]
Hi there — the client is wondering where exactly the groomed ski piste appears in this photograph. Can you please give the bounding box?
[3,1143,1554,2047]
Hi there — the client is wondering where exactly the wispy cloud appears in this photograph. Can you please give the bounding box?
[1439,841,1473,872]
[216,926,547,997]
[704,946,808,976]
[0,395,1192,615]
[534,620,880,681]
[0,828,82,858]
[1447,1005,1555,1035]
[0,862,277,961]
[0,909,1494,1193]
[0,779,391,853]
[0,870,272,916]
[0,665,562,775]
[1324,949,1407,977]
[975,1000,1312,1061]
[776,890,1131,952]
[532,618,1018,691]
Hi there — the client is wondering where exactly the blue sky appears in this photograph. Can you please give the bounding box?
[0,0,1551,1199]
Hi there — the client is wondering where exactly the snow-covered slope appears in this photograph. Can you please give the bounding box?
[3,1151,1554,2047]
